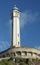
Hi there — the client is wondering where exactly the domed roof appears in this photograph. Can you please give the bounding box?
[13,5,19,10]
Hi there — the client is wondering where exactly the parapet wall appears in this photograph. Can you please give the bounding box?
[10,47,40,59]
[0,47,40,59]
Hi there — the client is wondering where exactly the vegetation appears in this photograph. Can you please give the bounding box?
[0,60,15,65]
[0,58,40,65]
[0,59,29,65]
[19,62,29,65]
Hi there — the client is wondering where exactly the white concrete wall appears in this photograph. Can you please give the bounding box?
[27,53,31,56]
[12,9,20,47]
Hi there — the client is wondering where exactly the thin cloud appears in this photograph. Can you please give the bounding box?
[20,10,40,28]
[0,41,10,51]
[35,46,40,50]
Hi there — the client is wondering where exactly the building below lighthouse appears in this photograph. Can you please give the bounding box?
[0,6,40,61]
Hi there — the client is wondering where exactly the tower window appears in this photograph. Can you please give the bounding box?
[18,34,19,37]
[18,42,19,45]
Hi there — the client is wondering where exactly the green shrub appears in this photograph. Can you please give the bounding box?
[0,60,14,65]
[20,62,29,65]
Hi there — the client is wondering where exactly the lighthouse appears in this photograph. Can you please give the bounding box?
[10,6,20,47]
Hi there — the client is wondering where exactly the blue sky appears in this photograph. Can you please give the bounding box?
[0,0,40,51]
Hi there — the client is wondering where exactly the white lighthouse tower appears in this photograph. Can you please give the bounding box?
[10,6,20,47]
